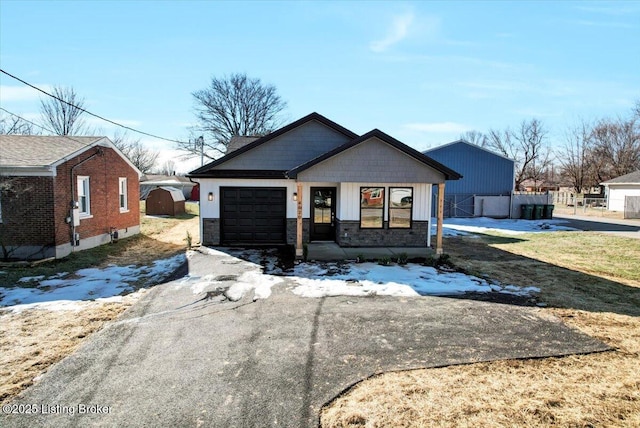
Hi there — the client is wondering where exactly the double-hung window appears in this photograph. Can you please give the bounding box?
[77,176,91,216]
[119,177,128,212]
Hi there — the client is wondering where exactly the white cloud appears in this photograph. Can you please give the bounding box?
[0,85,50,102]
[370,13,414,52]
[404,122,471,133]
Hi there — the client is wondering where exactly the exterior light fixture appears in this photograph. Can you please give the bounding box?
[207,192,214,201]
[292,192,298,201]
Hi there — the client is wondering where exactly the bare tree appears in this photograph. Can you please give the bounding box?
[486,119,551,190]
[158,159,176,176]
[459,130,488,147]
[184,73,287,159]
[111,131,159,174]
[39,86,89,135]
[558,120,594,194]
[0,112,36,135]
[590,115,640,182]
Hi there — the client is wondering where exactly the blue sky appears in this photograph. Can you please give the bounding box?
[1,0,639,173]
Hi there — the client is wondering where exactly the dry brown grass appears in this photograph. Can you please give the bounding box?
[0,299,137,404]
[321,231,640,427]
[0,207,199,405]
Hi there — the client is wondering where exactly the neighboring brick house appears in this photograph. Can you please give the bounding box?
[188,112,461,257]
[0,135,141,260]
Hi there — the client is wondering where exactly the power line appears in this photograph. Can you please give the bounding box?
[0,68,188,144]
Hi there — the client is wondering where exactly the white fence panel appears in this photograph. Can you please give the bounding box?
[474,196,510,218]
[624,196,640,219]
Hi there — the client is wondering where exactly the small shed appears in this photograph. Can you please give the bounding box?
[146,186,186,216]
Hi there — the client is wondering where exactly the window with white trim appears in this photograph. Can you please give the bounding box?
[77,176,91,215]
[119,177,128,212]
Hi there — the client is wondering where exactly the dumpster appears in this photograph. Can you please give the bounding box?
[543,204,554,219]
[533,204,544,220]
[520,204,534,220]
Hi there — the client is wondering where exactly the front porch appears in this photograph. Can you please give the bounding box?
[306,241,435,262]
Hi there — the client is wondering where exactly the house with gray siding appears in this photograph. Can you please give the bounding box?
[188,113,461,257]
[424,140,515,218]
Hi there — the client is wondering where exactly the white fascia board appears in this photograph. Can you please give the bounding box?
[0,165,56,176]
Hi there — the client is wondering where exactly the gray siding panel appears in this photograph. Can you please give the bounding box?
[216,120,351,170]
[426,142,514,194]
[298,138,446,183]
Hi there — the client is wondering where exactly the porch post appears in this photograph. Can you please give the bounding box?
[436,182,445,255]
[296,182,303,258]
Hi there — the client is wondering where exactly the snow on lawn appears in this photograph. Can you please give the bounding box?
[0,253,186,311]
[432,217,578,236]
[287,262,540,299]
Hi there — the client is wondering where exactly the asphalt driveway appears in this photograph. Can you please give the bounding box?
[554,213,640,239]
[2,249,609,427]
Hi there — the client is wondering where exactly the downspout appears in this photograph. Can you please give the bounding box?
[69,148,104,251]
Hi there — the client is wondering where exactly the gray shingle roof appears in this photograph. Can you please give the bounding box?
[0,135,104,167]
[602,170,640,185]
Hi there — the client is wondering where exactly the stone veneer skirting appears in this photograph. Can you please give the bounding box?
[203,217,428,247]
[202,218,221,246]
[203,218,309,246]
[286,218,310,245]
[336,219,430,247]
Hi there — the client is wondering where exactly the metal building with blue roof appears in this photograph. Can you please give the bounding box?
[424,140,515,217]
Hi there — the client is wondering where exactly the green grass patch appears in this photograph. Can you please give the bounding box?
[488,231,640,283]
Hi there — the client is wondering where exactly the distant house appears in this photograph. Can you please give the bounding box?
[187,112,461,256]
[140,175,196,200]
[0,135,141,260]
[145,186,186,216]
[424,140,514,218]
[601,170,640,218]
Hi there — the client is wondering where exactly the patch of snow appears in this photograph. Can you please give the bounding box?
[228,271,283,301]
[3,289,147,313]
[434,217,577,236]
[287,262,537,299]
[18,275,45,283]
[0,254,185,308]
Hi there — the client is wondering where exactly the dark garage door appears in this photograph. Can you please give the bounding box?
[220,187,287,245]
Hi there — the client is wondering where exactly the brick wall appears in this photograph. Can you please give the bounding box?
[0,176,56,252]
[53,146,140,246]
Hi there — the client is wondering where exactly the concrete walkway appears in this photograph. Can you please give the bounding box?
[307,241,433,261]
[554,214,640,239]
[3,249,609,428]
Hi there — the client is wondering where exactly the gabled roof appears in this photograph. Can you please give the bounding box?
[0,135,104,167]
[287,129,462,180]
[601,170,640,185]
[150,186,186,202]
[0,135,142,177]
[188,112,358,176]
[424,139,515,163]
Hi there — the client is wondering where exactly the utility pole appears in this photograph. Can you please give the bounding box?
[196,135,204,166]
